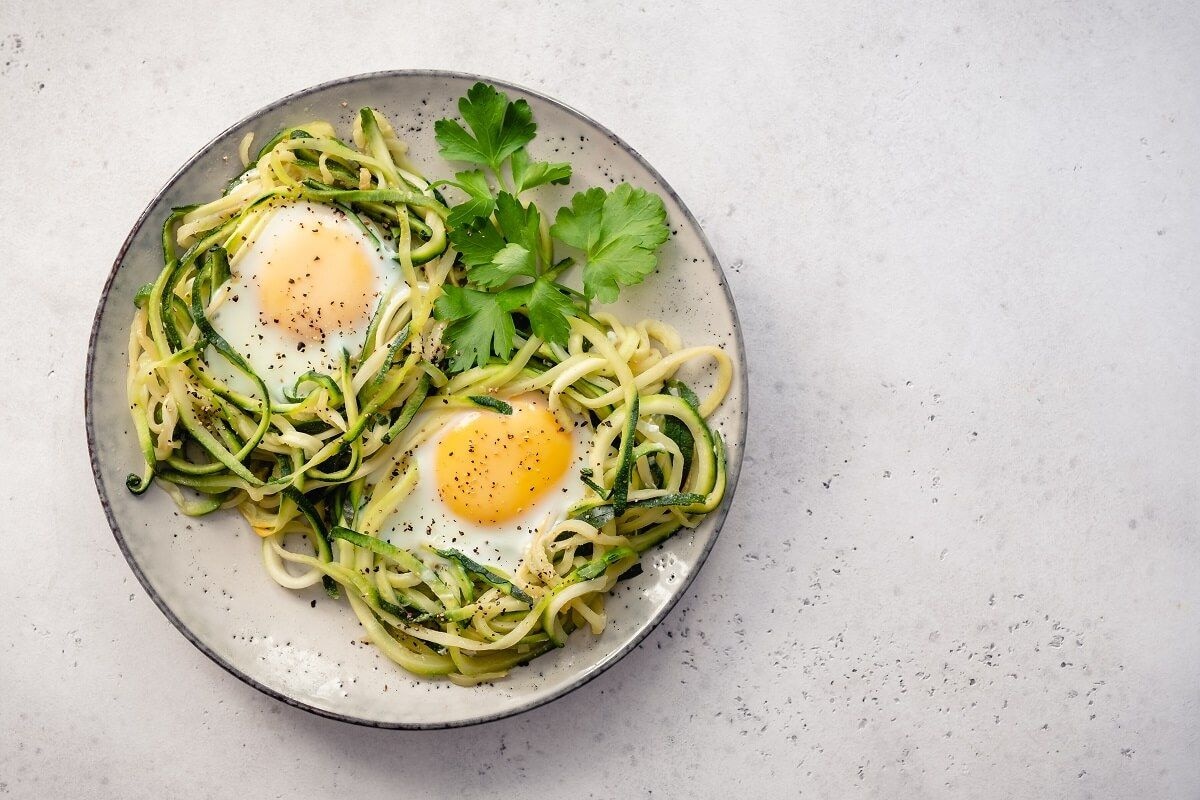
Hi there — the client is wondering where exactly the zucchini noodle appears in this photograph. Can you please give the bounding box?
[126,107,732,682]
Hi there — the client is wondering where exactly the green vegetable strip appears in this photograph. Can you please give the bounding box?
[434,548,533,604]
[661,379,698,473]
[330,526,426,577]
[381,373,431,444]
[285,486,338,599]
[300,186,449,218]
[467,395,513,415]
[572,492,707,531]
[610,394,639,515]
[187,251,272,478]
[570,546,637,582]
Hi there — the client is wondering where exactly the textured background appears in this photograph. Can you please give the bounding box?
[2,1,1197,797]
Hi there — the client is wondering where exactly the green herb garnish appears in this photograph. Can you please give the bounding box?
[431,82,670,373]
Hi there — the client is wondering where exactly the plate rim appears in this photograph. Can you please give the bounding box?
[84,68,750,729]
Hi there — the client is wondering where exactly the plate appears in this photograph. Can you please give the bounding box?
[86,70,747,728]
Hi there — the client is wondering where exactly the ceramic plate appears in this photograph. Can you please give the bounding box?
[86,70,747,728]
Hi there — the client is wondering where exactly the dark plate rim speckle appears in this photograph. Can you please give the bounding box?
[84,69,749,730]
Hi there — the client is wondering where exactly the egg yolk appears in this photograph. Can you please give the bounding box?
[435,397,574,526]
[257,217,376,340]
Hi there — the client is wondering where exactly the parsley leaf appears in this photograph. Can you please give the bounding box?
[471,243,537,289]
[511,148,572,194]
[448,194,544,287]
[433,83,535,172]
[582,237,658,303]
[446,170,495,227]
[549,187,604,248]
[493,191,541,255]
[527,277,578,344]
[447,217,506,268]
[550,184,669,303]
[434,265,579,369]
[434,285,521,372]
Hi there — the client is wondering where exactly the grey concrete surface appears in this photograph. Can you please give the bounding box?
[1,1,1197,797]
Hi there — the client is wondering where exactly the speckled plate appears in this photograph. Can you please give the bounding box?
[86,70,747,728]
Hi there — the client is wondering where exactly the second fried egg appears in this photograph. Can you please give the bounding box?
[384,395,592,575]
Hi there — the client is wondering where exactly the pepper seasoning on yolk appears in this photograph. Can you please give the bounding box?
[256,217,376,341]
[434,396,574,525]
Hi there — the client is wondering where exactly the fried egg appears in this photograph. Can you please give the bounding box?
[384,394,591,574]
[208,202,401,400]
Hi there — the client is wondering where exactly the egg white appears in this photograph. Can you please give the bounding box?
[206,202,401,401]
[381,409,593,575]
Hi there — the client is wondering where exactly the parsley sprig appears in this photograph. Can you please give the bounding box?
[431,83,670,373]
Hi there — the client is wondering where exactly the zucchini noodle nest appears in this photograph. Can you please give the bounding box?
[126,107,732,683]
